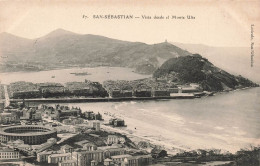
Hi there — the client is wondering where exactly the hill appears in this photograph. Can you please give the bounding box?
[0,29,190,74]
[172,42,260,84]
[0,32,34,62]
[153,54,259,91]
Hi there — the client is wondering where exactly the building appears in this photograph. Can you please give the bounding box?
[37,151,56,162]
[111,154,132,163]
[93,121,101,131]
[65,82,94,97]
[8,81,39,99]
[20,107,43,121]
[108,89,133,98]
[72,146,125,166]
[179,85,202,93]
[61,145,74,153]
[152,90,170,97]
[104,158,113,166]
[109,89,121,98]
[114,119,125,127]
[0,102,4,112]
[60,109,81,117]
[72,150,104,166]
[0,148,20,160]
[132,155,153,166]
[109,118,125,127]
[82,143,97,151]
[106,147,126,158]
[21,108,32,120]
[7,139,24,148]
[0,125,57,145]
[122,90,133,97]
[107,135,126,145]
[84,111,95,120]
[0,112,19,124]
[32,112,42,120]
[111,154,152,166]
[134,89,152,97]
[168,88,179,93]
[12,90,41,99]
[39,146,126,166]
[37,83,65,98]
[58,159,77,166]
[17,144,32,152]
[84,111,102,120]
[48,153,72,164]
[34,138,57,152]
[98,146,126,159]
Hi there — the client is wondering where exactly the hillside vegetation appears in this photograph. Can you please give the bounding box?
[0,29,190,74]
[153,54,258,91]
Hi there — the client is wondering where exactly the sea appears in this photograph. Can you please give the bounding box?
[0,67,259,154]
[66,87,260,154]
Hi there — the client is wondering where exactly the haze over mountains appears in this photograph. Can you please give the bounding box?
[0,29,190,74]
[0,29,259,89]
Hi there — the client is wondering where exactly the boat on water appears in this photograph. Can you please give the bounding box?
[70,72,91,76]
[51,76,55,78]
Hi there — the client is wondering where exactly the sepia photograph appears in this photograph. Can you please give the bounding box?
[0,0,259,165]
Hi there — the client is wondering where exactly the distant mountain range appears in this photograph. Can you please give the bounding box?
[0,29,190,74]
[0,29,258,90]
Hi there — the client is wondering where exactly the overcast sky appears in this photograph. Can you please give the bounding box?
[0,0,259,47]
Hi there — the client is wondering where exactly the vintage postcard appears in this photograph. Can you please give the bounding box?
[0,0,259,165]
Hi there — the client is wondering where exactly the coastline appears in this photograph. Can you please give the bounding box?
[9,95,197,104]
[8,86,257,105]
[4,87,259,157]
[101,123,189,155]
[69,87,260,155]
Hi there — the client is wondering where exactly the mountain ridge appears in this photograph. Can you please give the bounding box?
[0,29,191,74]
[0,29,258,91]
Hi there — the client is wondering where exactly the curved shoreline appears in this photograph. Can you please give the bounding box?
[10,95,196,104]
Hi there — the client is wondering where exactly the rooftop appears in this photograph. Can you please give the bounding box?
[0,148,17,152]
[108,135,119,138]
[111,154,132,159]
[17,144,31,148]
[0,112,12,116]
[38,151,56,155]
[61,144,73,149]
[131,155,152,159]
[104,158,113,162]
[75,149,103,154]
[60,159,76,163]
[75,140,90,145]
[49,153,71,157]
[97,146,123,151]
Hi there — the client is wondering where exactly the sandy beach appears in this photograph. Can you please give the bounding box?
[66,87,260,155]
